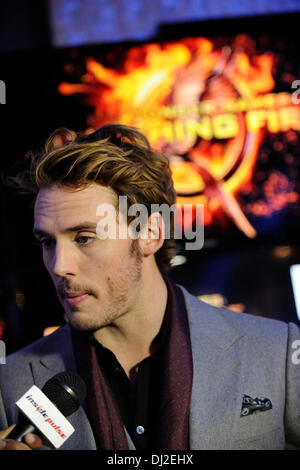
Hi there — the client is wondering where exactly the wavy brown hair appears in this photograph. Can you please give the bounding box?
[7,124,178,272]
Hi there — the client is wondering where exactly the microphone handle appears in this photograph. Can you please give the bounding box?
[7,413,37,442]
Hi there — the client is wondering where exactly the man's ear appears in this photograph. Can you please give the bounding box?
[139,212,165,256]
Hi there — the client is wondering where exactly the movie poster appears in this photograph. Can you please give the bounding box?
[58,34,300,242]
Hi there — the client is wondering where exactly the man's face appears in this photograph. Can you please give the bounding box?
[33,183,143,332]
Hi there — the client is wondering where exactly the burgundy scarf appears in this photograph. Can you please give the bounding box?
[71,279,193,450]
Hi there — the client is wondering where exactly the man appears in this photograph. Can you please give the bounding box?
[0,124,300,450]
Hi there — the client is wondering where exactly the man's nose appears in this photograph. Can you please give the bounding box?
[51,242,78,277]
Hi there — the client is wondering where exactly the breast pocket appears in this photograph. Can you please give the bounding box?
[231,426,284,450]
[231,410,284,449]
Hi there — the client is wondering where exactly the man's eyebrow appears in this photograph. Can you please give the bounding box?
[32,223,98,238]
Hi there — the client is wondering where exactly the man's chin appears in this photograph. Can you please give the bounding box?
[67,318,98,334]
[66,310,108,333]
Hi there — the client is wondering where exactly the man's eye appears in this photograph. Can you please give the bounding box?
[76,236,94,246]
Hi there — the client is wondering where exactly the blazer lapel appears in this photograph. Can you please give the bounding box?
[29,326,137,450]
[29,326,97,450]
[180,286,247,450]
[29,325,78,390]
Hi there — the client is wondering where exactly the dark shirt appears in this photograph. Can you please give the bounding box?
[90,283,172,450]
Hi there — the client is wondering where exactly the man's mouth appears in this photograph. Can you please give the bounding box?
[63,291,91,306]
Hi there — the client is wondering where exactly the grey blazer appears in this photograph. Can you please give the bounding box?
[0,285,300,450]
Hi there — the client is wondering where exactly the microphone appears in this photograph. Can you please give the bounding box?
[7,371,86,447]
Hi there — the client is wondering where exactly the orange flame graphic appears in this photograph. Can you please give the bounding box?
[59,35,299,239]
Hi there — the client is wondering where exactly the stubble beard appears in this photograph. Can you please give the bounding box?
[64,239,143,333]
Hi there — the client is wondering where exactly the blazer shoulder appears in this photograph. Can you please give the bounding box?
[6,324,72,366]
[178,283,292,347]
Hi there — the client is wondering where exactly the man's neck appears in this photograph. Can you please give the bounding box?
[92,267,168,378]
